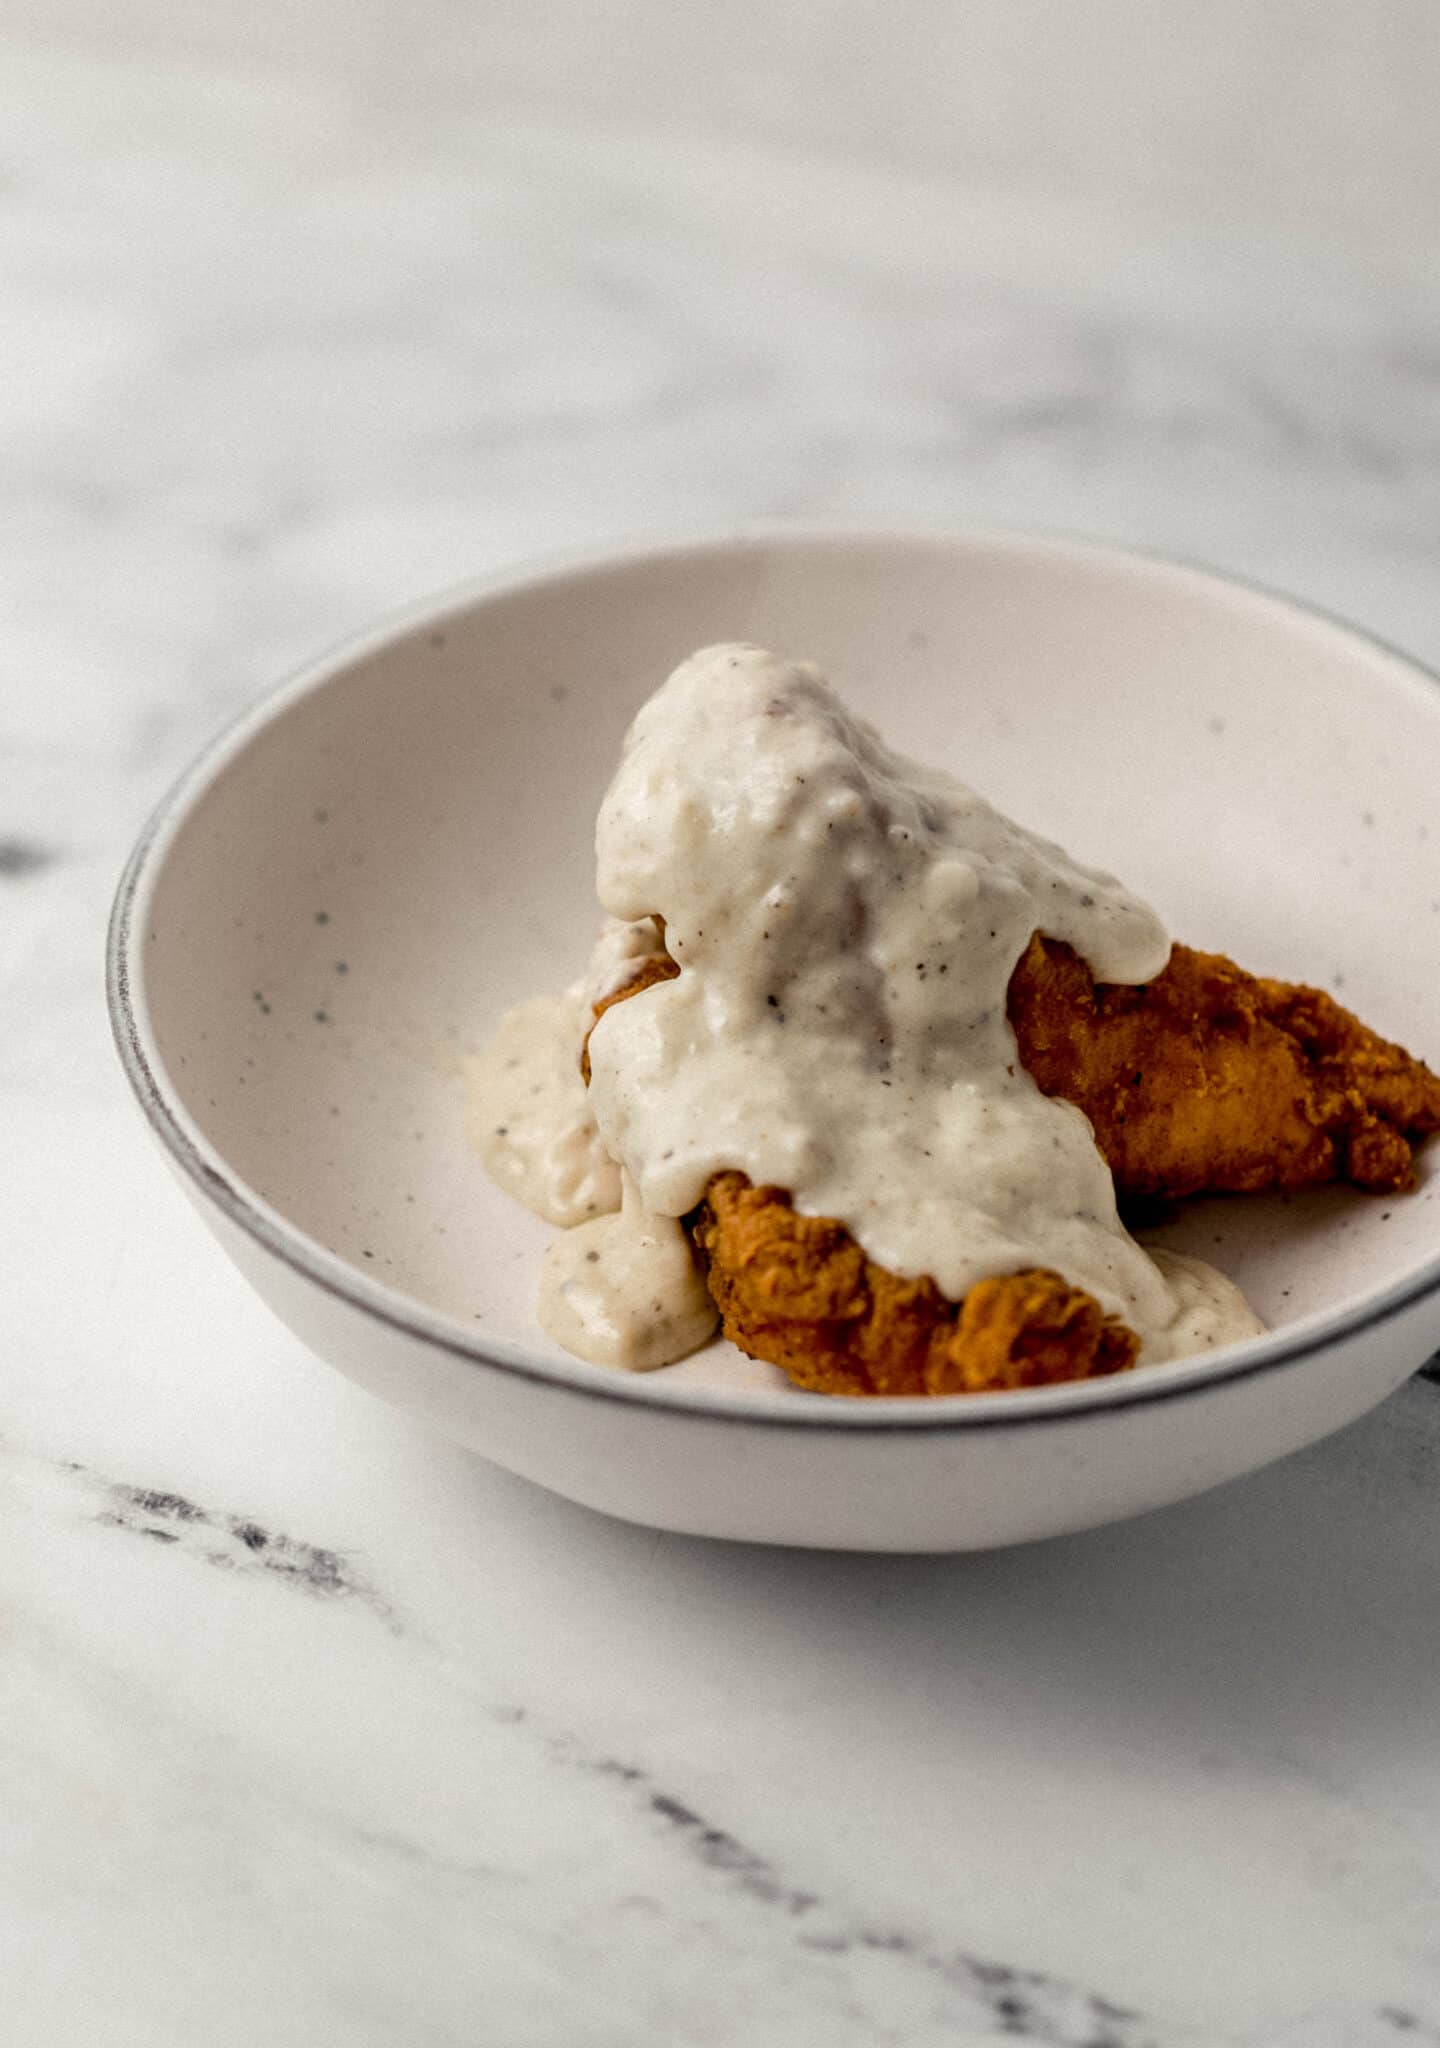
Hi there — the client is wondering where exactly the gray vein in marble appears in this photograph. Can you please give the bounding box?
[0,836,58,877]
[507,1719,1165,2045]
[73,1465,404,1632]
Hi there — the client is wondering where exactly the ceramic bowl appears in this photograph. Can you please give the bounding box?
[108,531,1440,1549]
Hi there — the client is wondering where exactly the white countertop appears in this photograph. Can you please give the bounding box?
[6,10,1440,2043]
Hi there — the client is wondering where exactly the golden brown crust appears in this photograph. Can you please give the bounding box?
[691,1172,1139,1396]
[1007,936,1440,1199]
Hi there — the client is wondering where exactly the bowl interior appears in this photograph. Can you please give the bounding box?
[134,534,1440,1391]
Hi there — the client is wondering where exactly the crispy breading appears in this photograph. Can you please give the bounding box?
[1008,936,1440,1199]
[692,1172,1138,1396]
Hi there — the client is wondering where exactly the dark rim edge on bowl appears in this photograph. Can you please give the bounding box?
[106,527,1440,1433]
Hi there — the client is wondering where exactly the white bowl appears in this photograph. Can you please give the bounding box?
[108,532,1440,1549]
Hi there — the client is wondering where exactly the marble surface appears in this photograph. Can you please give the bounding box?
[5,11,1440,2043]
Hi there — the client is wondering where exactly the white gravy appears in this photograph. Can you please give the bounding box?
[463,986,620,1229]
[537,1171,719,1370]
[582,645,1262,1366]
[472,644,1263,1372]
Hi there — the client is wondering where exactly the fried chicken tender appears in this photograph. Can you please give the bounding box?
[585,930,1440,1396]
[692,1172,1138,1396]
[1008,936,1440,1199]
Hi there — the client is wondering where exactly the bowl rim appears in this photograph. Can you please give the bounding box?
[107,523,1440,1433]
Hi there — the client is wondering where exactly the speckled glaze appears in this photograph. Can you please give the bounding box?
[109,531,1440,1548]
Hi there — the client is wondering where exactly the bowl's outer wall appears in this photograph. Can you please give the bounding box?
[190,1169,1436,1549]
